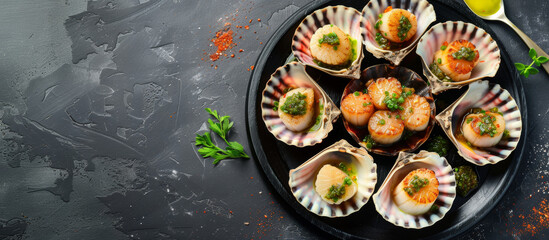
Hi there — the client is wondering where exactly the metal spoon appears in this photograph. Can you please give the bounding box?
[464,0,549,74]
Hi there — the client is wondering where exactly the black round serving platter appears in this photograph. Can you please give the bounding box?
[245,0,528,239]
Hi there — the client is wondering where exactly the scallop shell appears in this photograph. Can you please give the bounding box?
[342,64,435,156]
[373,151,456,228]
[361,0,436,65]
[416,21,501,94]
[261,62,341,147]
[435,80,522,166]
[288,139,377,217]
[292,5,364,79]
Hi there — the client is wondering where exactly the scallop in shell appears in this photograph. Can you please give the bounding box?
[288,139,377,217]
[373,151,456,229]
[342,64,436,156]
[361,0,436,65]
[435,80,522,166]
[416,21,501,94]
[261,62,341,147]
[292,5,364,79]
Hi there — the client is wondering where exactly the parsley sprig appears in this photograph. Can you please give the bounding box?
[195,108,249,164]
[515,48,548,78]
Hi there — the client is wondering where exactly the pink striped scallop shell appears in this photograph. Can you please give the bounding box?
[416,21,501,94]
[373,151,456,229]
[361,0,436,65]
[291,5,364,79]
[289,139,377,217]
[261,62,341,147]
[435,80,522,166]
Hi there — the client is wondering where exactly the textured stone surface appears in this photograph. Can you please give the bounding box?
[0,0,547,239]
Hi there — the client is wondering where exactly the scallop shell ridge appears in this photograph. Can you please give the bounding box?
[416,21,501,94]
[435,80,522,165]
[261,62,341,147]
[361,0,436,65]
[288,139,377,217]
[372,151,456,229]
[292,5,364,79]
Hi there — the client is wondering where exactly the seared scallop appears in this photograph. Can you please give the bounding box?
[368,110,405,145]
[341,91,375,127]
[378,8,418,43]
[315,164,358,205]
[462,111,505,147]
[399,94,431,131]
[278,88,316,132]
[434,39,480,81]
[310,24,353,66]
[367,77,402,110]
[393,168,439,215]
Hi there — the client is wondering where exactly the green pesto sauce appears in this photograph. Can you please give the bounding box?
[404,175,429,196]
[318,32,340,46]
[429,61,453,82]
[313,36,358,70]
[425,135,450,157]
[280,92,308,115]
[454,165,479,197]
[452,47,477,61]
[397,16,412,41]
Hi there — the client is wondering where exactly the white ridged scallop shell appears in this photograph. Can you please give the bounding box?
[435,80,522,166]
[292,5,364,79]
[416,21,501,94]
[261,62,341,147]
[373,151,456,229]
[288,139,377,217]
[361,0,436,65]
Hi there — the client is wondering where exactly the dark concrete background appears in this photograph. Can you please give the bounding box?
[0,0,547,239]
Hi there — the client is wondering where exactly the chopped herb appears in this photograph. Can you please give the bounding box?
[397,15,412,41]
[363,135,376,149]
[273,101,279,111]
[354,91,360,96]
[378,119,386,125]
[362,102,371,107]
[319,32,340,45]
[429,62,453,82]
[344,177,352,186]
[396,115,401,119]
[437,58,442,64]
[375,32,389,49]
[404,175,430,196]
[362,89,368,94]
[452,46,477,61]
[280,92,308,115]
[440,45,447,50]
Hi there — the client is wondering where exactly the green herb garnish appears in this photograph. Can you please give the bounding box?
[195,108,250,164]
[319,32,340,45]
[451,47,477,61]
[397,15,412,41]
[515,48,548,78]
[280,92,308,115]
